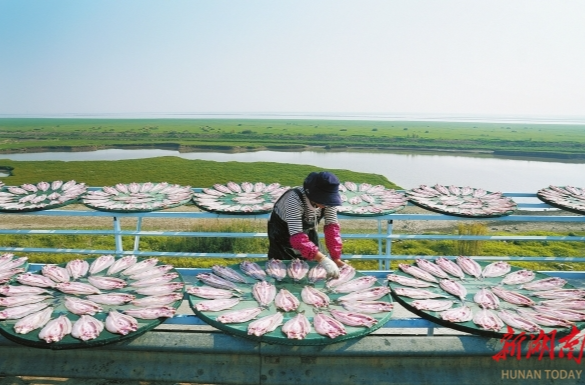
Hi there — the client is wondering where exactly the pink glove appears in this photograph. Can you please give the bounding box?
[324,223,342,260]
[289,233,319,260]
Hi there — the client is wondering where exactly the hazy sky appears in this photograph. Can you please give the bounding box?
[1,0,584,117]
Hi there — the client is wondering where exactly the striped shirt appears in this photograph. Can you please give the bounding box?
[273,187,338,236]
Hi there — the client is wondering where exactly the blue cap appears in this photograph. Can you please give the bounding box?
[303,171,342,206]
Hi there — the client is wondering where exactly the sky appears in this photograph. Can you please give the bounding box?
[1,0,584,118]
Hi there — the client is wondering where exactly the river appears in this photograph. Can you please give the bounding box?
[2,148,585,193]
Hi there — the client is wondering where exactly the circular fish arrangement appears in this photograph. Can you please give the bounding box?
[536,185,585,215]
[337,182,407,216]
[0,255,184,349]
[389,258,585,338]
[192,182,290,215]
[405,184,517,217]
[188,260,394,345]
[82,182,193,213]
[0,180,87,212]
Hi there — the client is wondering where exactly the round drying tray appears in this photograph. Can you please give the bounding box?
[193,182,290,215]
[0,180,87,213]
[188,261,394,345]
[0,256,185,350]
[536,185,585,215]
[337,182,407,217]
[405,184,517,218]
[82,182,193,213]
[389,259,585,338]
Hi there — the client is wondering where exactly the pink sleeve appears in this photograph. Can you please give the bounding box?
[324,223,342,260]
[289,233,319,260]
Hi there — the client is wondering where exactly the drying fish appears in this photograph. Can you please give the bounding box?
[501,270,535,285]
[282,313,312,340]
[398,264,438,283]
[0,257,27,272]
[497,309,541,333]
[531,306,585,322]
[252,281,277,307]
[89,255,116,275]
[337,286,390,302]
[0,268,26,284]
[520,277,568,291]
[387,274,436,288]
[85,293,135,306]
[530,289,585,299]
[539,299,585,310]
[412,299,454,312]
[326,264,356,288]
[196,273,242,292]
[247,312,284,337]
[275,288,300,312]
[71,314,104,341]
[308,264,327,283]
[121,258,159,276]
[14,307,53,334]
[440,306,473,322]
[128,265,174,280]
[301,286,330,308]
[481,261,511,278]
[211,265,249,284]
[124,306,176,319]
[216,307,263,324]
[329,309,378,328]
[332,276,378,294]
[439,279,467,302]
[105,310,139,335]
[0,302,49,320]
[416,259,449,279]
[66,259,89,280]
[313,312,346,339]
[435,257,465,280]
[515,308,574,328]
[265,259,287,281]
[16,273,56,288]
[456,256,482,279]
[393,287,448,299]
[187,286,236,299]
[491,286,535,306]
[107,255,137,275]
[55,282,101,295]
[341,301,394,314]
[240,261,267,281]
[38,315,72,343]
[287,258,309,281]
[0,285,49,296]
[131,293,183,307]
[473,308,504,332]
[0,295,50,308]
[474,288,500,309]
[195,298,241,312]
[130,273,179,287]
[87,276,127,290]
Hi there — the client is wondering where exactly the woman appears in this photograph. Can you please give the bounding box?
[267,171,345,278]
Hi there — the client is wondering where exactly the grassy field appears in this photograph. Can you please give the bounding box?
[1,118,585,157]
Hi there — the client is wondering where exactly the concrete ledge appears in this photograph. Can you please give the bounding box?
[1,328,582,385]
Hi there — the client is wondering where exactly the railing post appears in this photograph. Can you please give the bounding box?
[385,219,394,271]
[133,217,143,252]
[113,217,124,256]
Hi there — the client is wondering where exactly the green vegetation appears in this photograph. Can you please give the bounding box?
[0,157,398,188]
[2,118,585,158]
